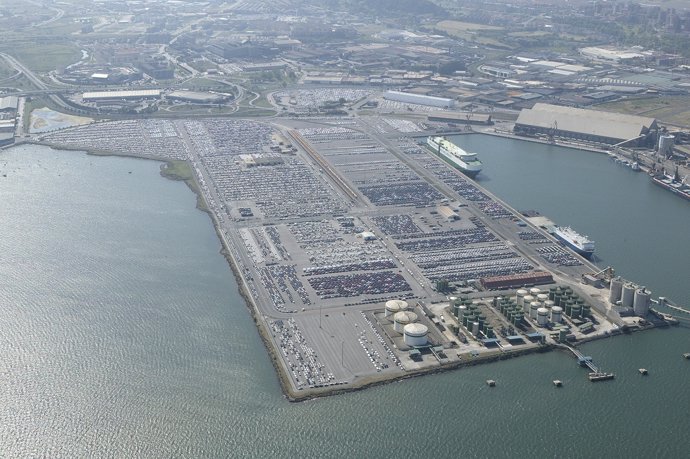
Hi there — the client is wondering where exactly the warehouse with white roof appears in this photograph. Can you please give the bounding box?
[514,103,658,146]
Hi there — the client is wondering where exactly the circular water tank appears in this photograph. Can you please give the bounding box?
[537,293,549,303]
[385,299,408,317]
[516,289,528,308]
[393,311,417,332]
[471,322,480,336]
[404,323,428,346]
[609,277,623,304]
[529,287,541,296]
[544,300,555,309]
[530,301,540,319]
[537,307,549,326]
[633,288,651,317]
[621,284,636,308]
[551,306,563,323]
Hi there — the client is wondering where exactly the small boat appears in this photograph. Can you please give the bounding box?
[486,379,496,387]
[638,368,648,375]
[553,380,563,387]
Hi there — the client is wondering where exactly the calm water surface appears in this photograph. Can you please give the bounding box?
[0,143,688,458]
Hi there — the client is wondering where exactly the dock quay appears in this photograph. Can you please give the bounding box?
[560,344,615,382]
[31,116,679,400]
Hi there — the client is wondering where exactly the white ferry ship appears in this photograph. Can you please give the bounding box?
[426,136,483,178]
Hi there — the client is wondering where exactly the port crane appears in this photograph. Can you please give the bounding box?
[548,120,557,144]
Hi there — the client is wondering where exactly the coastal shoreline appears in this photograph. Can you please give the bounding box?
[9,139,669,403]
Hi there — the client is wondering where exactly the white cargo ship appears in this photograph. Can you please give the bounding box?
[426,136,483,178]
[553,226,595,259]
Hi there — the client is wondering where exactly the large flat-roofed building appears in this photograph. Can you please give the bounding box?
[384,91,455,108]
[514,103,657,145]
[82,89,162,102]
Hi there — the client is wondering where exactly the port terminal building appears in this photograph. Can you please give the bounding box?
[514,103,658,146]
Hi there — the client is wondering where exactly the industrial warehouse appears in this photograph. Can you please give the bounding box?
[514,103,659,146]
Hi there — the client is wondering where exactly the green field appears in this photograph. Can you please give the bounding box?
[3,43,81,72]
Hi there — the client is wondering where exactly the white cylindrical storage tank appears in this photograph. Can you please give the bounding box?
[393,311,417,332]
[523,295,535,313]
[537,307,549,326]
[544,300,555,309]
[516,289,528,308]
[529,287,541,296]
[551,306,563,323]
[621,283,635,308]
[530,301,540,319]
[633,287,651,317]
[471,322,480,336]
[404,323,428,347]
[609,277,623,304]
[537,293,549,304]
[659,134,675,156]
[385,299,408,317]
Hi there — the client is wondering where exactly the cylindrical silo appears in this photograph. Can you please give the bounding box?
[529,287,541,296]
[571,304,582,319]
[544,300,555,309]
[530,301,540,319]
[513,313,523,326]
[621,283,635,308]
[404,323,428,346]
[551,306,563,323]
[516,289,528,308]
[659,133,675,157]
[458,305,467,320]
[537,293,549,304]
[471,322,480,336]
[558,328,568,343]
[537,308,549,327]
[633,287,651,317]
[609,277,623,304]
[582,304,591,318]
[523,295,535,313]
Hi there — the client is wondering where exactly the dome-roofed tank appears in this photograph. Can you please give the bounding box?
[537,307,549,326]
[393,311,418,332]
[551,306,563,323]
[516,289,528,308]
[404,323,428,346]
[385,299,408,317]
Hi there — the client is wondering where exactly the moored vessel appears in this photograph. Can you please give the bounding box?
[426,136,483,178]
[552,225,595,259]
[650,167,690,202]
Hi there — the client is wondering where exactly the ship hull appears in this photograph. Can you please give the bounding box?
[651,175,690,201]
[554,232,595,259]
[427,138,482,178]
